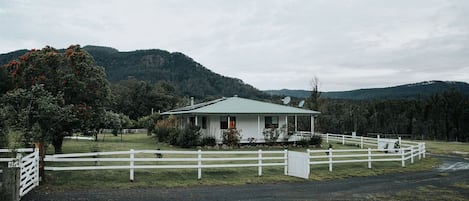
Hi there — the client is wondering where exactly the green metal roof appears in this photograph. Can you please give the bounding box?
[162,97,320,116]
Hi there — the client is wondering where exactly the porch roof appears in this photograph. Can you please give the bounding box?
[161,96,320,116]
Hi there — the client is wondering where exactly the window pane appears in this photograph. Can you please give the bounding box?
[220,116,228,129]
[229,117,236,129]
[202,117,207,129]
[265,116,279,128]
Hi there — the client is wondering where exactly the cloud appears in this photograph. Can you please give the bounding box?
[1,0,469,91]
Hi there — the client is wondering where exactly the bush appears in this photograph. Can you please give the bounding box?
[262,125,286,145]
[297,138,310,148]
[309,135,322,146]
[153,127,177,143]
[176,125,201,148]
[201,136,216,146]
[222,128,242,147]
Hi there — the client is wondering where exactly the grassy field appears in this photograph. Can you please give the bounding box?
[367,183,469,201]
[39,133,447,190]
[424,140,469,156]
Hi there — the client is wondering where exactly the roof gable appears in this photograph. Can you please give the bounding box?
[162,97,320,115]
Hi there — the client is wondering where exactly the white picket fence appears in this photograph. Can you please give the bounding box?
[308,133,426,171]
[0,148,40,197]
[45,149,288,180]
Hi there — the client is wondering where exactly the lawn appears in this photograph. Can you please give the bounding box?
[40,133,442,191]
[424,140,469,156]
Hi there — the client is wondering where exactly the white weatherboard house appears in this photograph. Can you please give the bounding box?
[161,96,320,143]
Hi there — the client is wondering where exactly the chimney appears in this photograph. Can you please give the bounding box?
[190,97,194,106]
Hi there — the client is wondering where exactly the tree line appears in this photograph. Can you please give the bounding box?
[313,89,469,142]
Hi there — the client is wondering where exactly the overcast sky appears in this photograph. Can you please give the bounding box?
[1,0,469,91]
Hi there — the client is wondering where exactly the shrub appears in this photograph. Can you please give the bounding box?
[263,125,286,145]
[297,138,310,148]
[176,125,201,148]
[201,136,217,146]
[309,135,322,146]
[222,128,242,147]
[153,127,177,143]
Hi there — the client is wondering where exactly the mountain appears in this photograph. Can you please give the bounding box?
[83,46,268,99]
[0,46,268,99]
[266,81,469,100]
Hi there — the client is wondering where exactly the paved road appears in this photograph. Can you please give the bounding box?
[23,155,469,201]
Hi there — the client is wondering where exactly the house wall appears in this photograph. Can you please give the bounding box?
[200,115,290,143]
[181,114,314,144]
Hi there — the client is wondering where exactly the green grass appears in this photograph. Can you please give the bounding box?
[367,185,469,201]
[39,134,443,191]
[424,141,469,156]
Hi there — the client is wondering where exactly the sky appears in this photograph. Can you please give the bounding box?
[1,0,469,91]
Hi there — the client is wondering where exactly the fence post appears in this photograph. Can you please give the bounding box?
[198,150,202,179]
[35,148,40,185]
[418,143,422,160]
[422,142,426,158]
[130,149,134,182]
[284,149,288,176]
[377,135,380,147]
[2,166,20,201]
[361,136,364,149]
[368,148,372,169]
[326,133,329,143]
[410,146,414,164]
[342,135,345,145]
[328,148,333,172]
[258,149,262,176]
[401,147,405,167]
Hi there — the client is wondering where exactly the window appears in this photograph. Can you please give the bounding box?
[202,117,207,129]
[229,117,236,129]
[265,116,279,128]
[220,116,236,129]
[189,117,196,126]
[220,116,228,129]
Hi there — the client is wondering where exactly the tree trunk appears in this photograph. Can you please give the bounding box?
[52,134,65,154]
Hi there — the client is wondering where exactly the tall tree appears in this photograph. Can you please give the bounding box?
[110,78,178,120]
[1,45,111,153]
[308,77,321,111]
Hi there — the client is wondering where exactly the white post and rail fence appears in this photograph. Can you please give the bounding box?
[44,149,289,181]
[0,132,427,199]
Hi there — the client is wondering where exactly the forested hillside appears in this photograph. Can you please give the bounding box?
[266,81,469,100]
[82,46,267,99]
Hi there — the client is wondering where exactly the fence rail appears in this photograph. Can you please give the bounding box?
[308,133,426,171]
[45,149,288,181]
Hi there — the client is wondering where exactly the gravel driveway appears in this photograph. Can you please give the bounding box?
[22,154,469,201]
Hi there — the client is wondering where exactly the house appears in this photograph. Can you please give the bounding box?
[161,96,320,143]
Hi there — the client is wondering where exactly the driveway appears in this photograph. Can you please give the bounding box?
[23,154,469,201]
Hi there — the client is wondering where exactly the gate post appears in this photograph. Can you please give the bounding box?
[1,167,20,201]
[258,149,262,176]
[33,142,45,182]
[284,149,288,175]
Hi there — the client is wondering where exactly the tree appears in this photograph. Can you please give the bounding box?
[0,85,72,147]
[1,45,111,153]
[308,77,321,111]
[110,78,178,120]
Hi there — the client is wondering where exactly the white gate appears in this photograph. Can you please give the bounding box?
[19,149,40,197]
[287,151,310,179]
